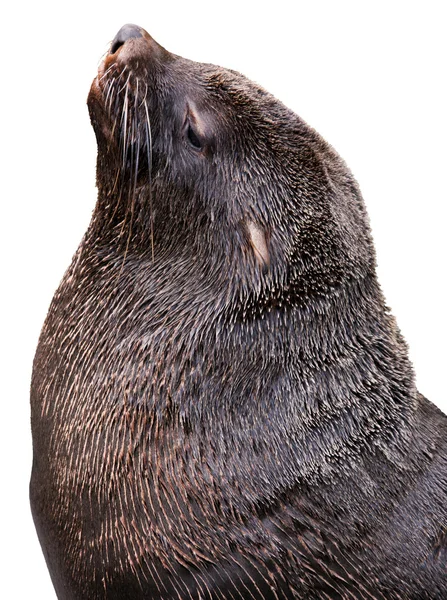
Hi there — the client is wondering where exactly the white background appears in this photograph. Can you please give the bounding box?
[2,1,446,597]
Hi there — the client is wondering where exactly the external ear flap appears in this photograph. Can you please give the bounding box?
[247,221,270,269]
[185,103,214,154]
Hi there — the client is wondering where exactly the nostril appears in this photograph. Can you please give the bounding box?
[109,23,144,55]
[110,39,125,54]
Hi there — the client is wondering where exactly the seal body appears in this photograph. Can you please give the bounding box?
[30,25,447,599]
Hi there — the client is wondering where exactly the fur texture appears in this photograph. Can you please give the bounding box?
[30,26,447,599]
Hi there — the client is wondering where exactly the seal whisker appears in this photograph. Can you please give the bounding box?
[105,77,116,113]
[114,64,128,86]
[118,71,131,95]
[103,78,116,115]
[133,78,140,147]
[108,69,130,138]
[108,70,126,130]
[117,78,139,248]
[139,81,148,109]
[98,47,109,67]
[143,99,154,261]
[120,85,129,172]
[129,78,140,233]
[99,64,115,83]
[118,118,138,278]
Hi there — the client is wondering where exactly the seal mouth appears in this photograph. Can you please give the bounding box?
[88,24,159,152]
[88,28,159,179]
[89,60,139,147]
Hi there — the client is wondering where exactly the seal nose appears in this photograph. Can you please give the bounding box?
[110,24,144,54]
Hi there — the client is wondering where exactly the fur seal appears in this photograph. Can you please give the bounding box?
[30,24,447,599]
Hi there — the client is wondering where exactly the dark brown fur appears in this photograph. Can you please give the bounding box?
[30,26,447,599]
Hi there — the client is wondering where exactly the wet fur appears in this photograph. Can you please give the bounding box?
[30,31,447,599]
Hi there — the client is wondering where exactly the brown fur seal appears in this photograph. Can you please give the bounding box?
[30,23,447,599]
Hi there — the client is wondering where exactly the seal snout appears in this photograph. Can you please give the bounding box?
[105,23,168,68]
[110,23,146,55]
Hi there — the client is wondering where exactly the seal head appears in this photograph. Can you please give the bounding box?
[88,23,374,304]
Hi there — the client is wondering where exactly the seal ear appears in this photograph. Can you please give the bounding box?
[247,221,270,269]
[184,104,212,154]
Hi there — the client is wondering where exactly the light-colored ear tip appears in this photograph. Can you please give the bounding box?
[247,221,270,268]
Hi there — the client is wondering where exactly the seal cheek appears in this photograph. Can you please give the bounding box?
[246,221,270,270]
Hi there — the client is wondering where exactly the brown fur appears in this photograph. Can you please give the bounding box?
[30,25,447,599]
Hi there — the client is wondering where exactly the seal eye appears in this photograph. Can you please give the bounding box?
[186,124,203,151]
